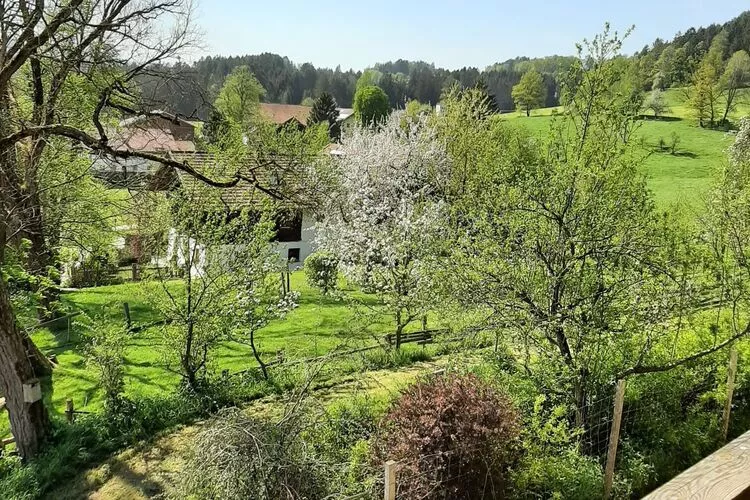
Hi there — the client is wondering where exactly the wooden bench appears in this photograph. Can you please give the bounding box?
[384,330,441,347]
[643,429,750,499]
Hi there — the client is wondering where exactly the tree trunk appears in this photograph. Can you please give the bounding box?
[0,276,51,459]
[526,108,530,117]
[0,90,52,459]
[182,320,198,391]
[249,329,268,380]
[395,320,404,351]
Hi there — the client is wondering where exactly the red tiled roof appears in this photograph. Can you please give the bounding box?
[259,103,311,126]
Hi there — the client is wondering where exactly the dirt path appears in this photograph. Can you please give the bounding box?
[49,356,459,499]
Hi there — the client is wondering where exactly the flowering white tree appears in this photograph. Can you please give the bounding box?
[317,115,452,347]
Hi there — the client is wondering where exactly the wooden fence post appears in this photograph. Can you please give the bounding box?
[384,460,397,500]
[604,379,627,499]
[722,347,739,442]
[66,398,75,423]
[123,302,132,330]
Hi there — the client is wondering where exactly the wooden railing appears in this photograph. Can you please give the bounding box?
[642,429,750,499]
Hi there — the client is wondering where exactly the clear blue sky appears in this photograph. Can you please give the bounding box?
[195,1,748,70]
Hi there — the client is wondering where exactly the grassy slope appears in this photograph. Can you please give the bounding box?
[500,87,746,209]
[1,272,429,438]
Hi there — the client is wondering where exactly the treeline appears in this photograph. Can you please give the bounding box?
[632,10,750,90]
[142,54,573,119]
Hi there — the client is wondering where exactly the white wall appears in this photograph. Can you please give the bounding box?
[273,211,317,270]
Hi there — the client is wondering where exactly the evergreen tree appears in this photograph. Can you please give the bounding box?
[203,109,231,146]
[308,92,341,142]
[474,78,500,114]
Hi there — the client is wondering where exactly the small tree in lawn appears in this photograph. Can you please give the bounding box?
[643,89,670,117]
[353,85,390,126]
[512,70,546,116]
[223,238,299,380]
[148,186,280,391]
[317,114,451,348]
[308,92,341,142]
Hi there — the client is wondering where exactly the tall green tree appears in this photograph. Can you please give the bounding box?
[353,85,390,126]
[307,92,341,142]
[442,25,697,430]
[720,50,750,124]
[215,66,266,128]
[511,70,546,116]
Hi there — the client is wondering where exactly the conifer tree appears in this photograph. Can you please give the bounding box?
[308,92,341,142]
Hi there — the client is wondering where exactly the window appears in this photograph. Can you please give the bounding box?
[275,211,302,242]
[287,248,300,263]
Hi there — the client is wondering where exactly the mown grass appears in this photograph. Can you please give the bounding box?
[1,272,440,439]
[499,87,745,209]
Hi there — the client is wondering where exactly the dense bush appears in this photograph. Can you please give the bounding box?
[373,373,521,499]
[67,254,121,288]
[303,251,338,294]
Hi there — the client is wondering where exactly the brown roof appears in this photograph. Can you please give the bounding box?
[260,103,311,126]
[112,114,196,153]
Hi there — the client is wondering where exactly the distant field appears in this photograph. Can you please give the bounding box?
[499,87,748,209]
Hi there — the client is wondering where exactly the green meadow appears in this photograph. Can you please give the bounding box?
[500,87,748,209]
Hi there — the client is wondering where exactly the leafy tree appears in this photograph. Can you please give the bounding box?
[720,50,750,124]
[689,56,721,127]
[300,96,315,107]
[215,65,266,128]
[356,69,382,88]
[442,25,697,430]
[643,89,670,117]
[511,70,546,116]
[0,0,204,459]
[307,92,341,142]
[317,115,450,347]
[353,85,390,126]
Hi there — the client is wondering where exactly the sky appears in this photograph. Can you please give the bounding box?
[195,1,749,70]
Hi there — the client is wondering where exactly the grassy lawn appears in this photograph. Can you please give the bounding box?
[1,272,435,438]
[499,89,742,209]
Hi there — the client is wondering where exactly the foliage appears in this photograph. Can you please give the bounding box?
[149,187,281,390]
[720,50,750,123]
[511,70,546,116]
[67,252,121,288]
[80,317,128,406]
[643,89,670,117]
[317,114,450,342]
[303,251,339,294]
[307,91,341,141]
[373,373,521,499]
[353,85,390,126]
[215,65,266,128]
[441,26,702,430]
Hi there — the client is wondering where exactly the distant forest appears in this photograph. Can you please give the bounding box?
[141,11,750,119]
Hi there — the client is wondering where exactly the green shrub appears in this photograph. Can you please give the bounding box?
[304,251,339,294]
[512,447,603,500]
[373,373,521,499]
[67,253,121,288]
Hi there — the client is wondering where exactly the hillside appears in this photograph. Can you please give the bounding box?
[501,87,746,208]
